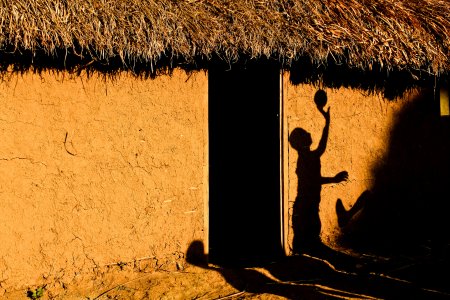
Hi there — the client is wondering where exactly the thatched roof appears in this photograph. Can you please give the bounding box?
[0,0,449,75]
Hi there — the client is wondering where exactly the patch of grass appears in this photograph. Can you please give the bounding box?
[117,261,127,270]
[26,286,45,299]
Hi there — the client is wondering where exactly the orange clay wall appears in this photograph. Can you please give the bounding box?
[0,69,208,292]
[1,67,447,294]
[283,77,439,253]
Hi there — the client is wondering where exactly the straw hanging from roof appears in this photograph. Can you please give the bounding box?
[0,0,448,74]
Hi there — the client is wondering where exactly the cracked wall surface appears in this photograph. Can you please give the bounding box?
[283,80,418,251]
[0,69,208,292]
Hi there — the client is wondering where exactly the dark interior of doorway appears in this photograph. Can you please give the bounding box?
[208,60,284,267]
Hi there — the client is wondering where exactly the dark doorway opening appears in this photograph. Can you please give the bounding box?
[208,60,283,266]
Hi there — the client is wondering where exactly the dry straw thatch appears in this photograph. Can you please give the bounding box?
[0,0,449,74]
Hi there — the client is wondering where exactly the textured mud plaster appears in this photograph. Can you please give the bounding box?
[283,78,415,252]
[0,69,208,292]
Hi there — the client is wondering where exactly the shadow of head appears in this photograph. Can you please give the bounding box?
[289,127,312,151]
[186,240,208,266]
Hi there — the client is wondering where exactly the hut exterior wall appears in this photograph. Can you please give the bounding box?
[283,76,419,250]
[0,70,208,291]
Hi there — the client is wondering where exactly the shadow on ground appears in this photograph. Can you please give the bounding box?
[187,240,450,299]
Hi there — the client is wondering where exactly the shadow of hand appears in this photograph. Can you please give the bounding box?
[335,171,349,183]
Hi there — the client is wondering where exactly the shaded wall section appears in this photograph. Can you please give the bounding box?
[283,77,447,253]
[344,87,450,254]
[0,69,208,291]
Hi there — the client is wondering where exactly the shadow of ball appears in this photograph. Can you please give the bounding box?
[314,89,327,108]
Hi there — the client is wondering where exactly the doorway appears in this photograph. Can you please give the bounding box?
[208,60,283,266]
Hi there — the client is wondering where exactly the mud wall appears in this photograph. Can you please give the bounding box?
[0,69,208,292]
[283,78,439,253]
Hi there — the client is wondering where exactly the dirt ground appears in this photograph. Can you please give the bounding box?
[4,243,450,300]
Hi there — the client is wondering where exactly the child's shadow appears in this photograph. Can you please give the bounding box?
[289,90,348,255]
